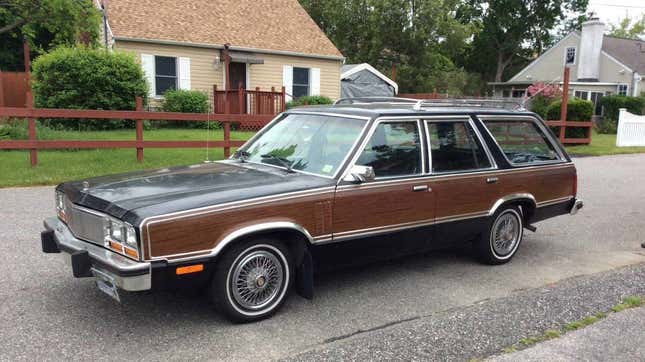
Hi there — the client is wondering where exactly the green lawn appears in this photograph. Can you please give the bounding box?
[1,128,255,187]
[565,130,645,156]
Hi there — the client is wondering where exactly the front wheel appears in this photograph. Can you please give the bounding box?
[475,205,524,265]
[210,239,292,323]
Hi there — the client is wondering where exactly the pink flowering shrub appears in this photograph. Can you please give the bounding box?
[527,82,562,98]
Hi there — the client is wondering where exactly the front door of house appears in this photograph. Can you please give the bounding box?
[229,62,247,113]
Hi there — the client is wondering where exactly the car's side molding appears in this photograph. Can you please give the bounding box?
[489,193,537,216]
[165,221,315,264]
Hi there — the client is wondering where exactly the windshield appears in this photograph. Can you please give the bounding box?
[241,113,367,177]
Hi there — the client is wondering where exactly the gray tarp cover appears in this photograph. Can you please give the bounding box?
[341,69,395,98]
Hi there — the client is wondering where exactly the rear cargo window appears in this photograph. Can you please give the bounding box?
[483,120,561,164]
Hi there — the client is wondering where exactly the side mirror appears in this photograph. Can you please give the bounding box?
[342,165,375,184]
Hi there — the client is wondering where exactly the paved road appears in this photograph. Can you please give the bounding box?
[1,154,644,361]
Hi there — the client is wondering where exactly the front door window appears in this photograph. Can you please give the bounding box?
[356,121,423,178]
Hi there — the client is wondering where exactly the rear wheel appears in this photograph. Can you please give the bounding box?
[210,239,292,322]
[475,205,524,265]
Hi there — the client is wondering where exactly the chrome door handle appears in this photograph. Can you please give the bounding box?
[486,177,499,184]
[413,185,430,192]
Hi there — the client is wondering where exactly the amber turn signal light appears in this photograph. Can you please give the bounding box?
[176,264,204,275]
[124,247,139,259]
[109,240,124,253]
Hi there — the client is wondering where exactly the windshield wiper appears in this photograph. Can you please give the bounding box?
[233,150,250,162]
[260,154,295,173]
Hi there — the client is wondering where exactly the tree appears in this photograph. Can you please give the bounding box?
[608,15,645,40]
[459,0,588,82]
[0,0,100,70]
[300,0,481,94]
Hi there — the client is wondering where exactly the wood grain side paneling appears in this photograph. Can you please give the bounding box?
[145,192,334,258]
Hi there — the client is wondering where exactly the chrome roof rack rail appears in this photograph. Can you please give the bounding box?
[333,97,524,110]
[333,97,420,105]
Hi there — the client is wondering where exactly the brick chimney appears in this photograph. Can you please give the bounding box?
[577,17,605,81]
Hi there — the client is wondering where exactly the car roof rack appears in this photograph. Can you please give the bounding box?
[333,97,525,111]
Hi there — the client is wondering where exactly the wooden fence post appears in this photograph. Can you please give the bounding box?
[559,67,570,143]
[270,86,276,115]
[26,91,37,166]
[281,86,286,112]
[213,84,218,113]
[255,87,261,114]
[136,96,144,162]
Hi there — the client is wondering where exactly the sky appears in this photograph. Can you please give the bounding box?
[587,0,645,26]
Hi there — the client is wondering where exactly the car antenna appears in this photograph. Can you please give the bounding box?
[204,96,213,163]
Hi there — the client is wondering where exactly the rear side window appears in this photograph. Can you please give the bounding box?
[427,121,492,173]
[482,120,561,164]
[356,121,422,178]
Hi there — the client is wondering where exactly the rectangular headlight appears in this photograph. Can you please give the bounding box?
[103,218,140,259]
[55,192,67,222]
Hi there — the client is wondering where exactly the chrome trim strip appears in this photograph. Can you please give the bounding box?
[154,222,315,263]
[536,196,574,207]
[489,193,537,215]
[335,163,574,192]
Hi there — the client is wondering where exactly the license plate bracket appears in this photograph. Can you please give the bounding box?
[92,268,121,303]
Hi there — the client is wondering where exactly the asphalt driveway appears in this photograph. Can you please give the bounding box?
[1,153,644,361]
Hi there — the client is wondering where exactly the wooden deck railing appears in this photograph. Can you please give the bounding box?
[213,85,286,115]
[0,95,274,166]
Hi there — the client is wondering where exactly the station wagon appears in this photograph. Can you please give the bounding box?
[41,98,583,322]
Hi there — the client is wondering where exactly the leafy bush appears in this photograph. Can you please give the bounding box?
[529,95,558,119]
[160,89,218,129]
[0,119,28,140]
[598,95,645,134]
[161,89,210,113]
[546,98,593,138]
[31,46,148,130]
[286,95,333,109]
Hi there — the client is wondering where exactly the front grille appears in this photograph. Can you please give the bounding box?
[65,200,106,245]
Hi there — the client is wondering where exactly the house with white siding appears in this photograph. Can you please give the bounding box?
[97,0,344,107]
[491,17,644,117]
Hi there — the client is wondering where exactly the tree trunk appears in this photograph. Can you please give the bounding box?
[495,52,513,83]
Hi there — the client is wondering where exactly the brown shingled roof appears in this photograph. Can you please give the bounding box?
[105,0,343,58]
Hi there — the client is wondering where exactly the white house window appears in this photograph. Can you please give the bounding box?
[565,47,576,65]
[292,67,310,98]
[154,56,177,96]
[618,84,629,96]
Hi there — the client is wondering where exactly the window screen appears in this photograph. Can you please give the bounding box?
[565,47,576,65]
[427,121,491,172]
[483,120,561,164]
[155,56,177,96]
[293,67,310,98]
[356,122,422,177]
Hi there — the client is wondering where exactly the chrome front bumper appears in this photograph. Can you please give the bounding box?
[42,217,151,291]
[570,198,584,215]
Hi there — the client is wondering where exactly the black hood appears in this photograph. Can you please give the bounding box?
[58,161,335,225]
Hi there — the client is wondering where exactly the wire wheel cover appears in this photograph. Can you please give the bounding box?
[230,250,284,310]
[491,212,520,256]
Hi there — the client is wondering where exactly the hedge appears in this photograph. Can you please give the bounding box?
[31,46,148,130]
[286,95,333,109]
[546,98,593,138]
[598,95,645,134]
[159,89,217,129]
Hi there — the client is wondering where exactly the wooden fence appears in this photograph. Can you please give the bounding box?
[0,71,30,108]
[213,85,286,115]
[0,95,274,166]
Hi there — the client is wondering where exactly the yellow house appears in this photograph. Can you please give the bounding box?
[99,0,344,106]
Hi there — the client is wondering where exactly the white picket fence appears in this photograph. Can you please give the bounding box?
[616,108,645,147]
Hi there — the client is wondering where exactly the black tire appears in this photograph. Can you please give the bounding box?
[209,238,293,323]
[475,205,524,265]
